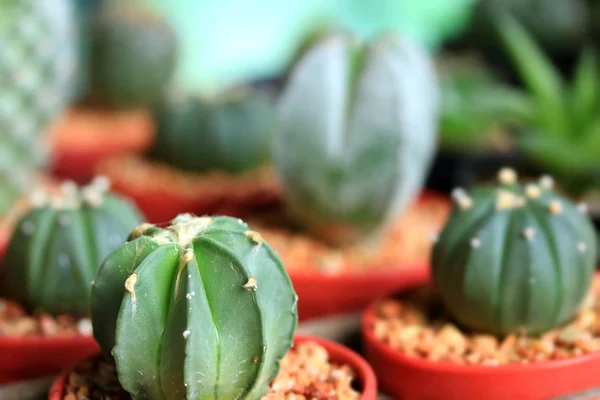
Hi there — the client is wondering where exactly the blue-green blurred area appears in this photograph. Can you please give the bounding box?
[101,0,476,93]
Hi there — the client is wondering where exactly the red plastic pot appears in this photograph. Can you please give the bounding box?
[293,262,429,321]
[48,334,377,399]
[362,277,600,400]
[48,108,154,183]
[0,336,99,384]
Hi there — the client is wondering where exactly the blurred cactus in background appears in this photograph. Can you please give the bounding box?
[274,31,439,246]
[149,87,275,173]
[83,3,178,109]
[0,0,76,218]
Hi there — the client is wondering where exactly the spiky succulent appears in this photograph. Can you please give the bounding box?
[432,168,597,336]
[2,177,144,315]
[85,3,177,108]
[274,31,439,245]
[0,0,76,217]
[91,214,298,399]
[149,87,275,174]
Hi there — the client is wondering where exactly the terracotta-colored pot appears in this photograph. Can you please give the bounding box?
[293,262,429,321]
[361,277,600,400]
[48,334,377,399]
[97,155,281,224]
[48,108,154,183]
[0,336,99,384]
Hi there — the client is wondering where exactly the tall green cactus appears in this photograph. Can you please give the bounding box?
[91,214,298,399]
[432,168,597,336]
[0,0,76,217]
[274,31,439,245]
[2,177,143,316]
[149,87,275,173]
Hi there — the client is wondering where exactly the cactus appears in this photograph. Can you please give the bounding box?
[274,31,439,246]
[0,0,76,217]
[2,177,144,316]
[432,168,597,336]
[91,214,298,399]
[149,87,275,174]
[85,3,177,108]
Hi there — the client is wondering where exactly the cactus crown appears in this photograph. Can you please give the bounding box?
[274,31,439,246]
[1,177,143,316]
[432,168,597,336]
[91,214,297,399]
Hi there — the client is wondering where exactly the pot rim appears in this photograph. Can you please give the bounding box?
[48,334,377,399]
[361,278,600,374]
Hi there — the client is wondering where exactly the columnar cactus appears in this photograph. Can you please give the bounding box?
[432,168,597,336]
[274,31,439,245]
[91,214,298,399]
[0,0,76,217]
[2,177,143,315]
[150,87,275,173]
[85,3,177,108]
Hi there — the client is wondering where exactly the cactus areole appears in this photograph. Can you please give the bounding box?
[91,214,298,399]
[432,168,597,336]
[274,31,439,246]
[2,177,143,316]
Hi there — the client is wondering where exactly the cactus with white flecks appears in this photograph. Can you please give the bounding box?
[91,214,298,399]
[432,168,597,336]
[1,177,143,315]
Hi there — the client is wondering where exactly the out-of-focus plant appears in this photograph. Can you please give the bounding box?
[439,56,532,151]
[498,16,600,196]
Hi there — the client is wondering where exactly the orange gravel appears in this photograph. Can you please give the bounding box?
[61,342,360,399]
[0,299,92,338]
[372,275,600,366]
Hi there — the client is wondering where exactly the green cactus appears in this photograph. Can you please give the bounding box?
[432,168,597,336]
[84,3,177,108]
[149,87,275,174]
[2,177,144,316]
[91,214,298,399]
[0,0,76,217]
[274,31,439,246]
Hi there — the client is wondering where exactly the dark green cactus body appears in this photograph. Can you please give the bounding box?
[150,88,275,174]
[274,32,439,245]
[86,3,177,108]
[432,170,597,336]
[2,177,143,316]
[91,214,298,399]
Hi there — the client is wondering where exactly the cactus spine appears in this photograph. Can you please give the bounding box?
[2,177,143,315]
[432,168,597,336]
[274,31,439,245]
[91,214,298,399]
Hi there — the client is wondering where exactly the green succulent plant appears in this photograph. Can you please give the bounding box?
[85,3,178,108]
[432,168,597,336]
[2,177,143,316]
[91,214,297,399]
[0,0,76,217]
[149,87,275,174]
[438,57,531,151]
[498,16,600,196]
[274,31,439,246]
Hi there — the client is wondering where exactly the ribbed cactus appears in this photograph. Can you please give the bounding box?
[274,31,439,246]
[0,0,76,217]
[91,214,298,399]
[149,87,275,173]
[85,3,177,108]
[432,168,597,336]
[2,177,143,316]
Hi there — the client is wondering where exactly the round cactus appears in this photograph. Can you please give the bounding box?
[91,214,298,399]
[1,177,144,316]
[149,87,275,173]
[432,168,597,336]
[274,31,439,246]
[85,3,177,108]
